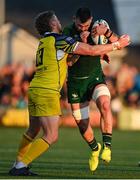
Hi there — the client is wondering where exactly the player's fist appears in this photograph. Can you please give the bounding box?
[118,34,131,48]
[91,24,108,37]
[120,34,131,43]
[80,31,90,43]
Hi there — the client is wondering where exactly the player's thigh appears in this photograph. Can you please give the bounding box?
[36,94,61,116]
[67,78,90,103]
[28,89,61,116]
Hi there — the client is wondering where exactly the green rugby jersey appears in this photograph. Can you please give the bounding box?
[63,23,102,78]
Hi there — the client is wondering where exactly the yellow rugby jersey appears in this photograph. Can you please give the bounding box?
[30,32,78,92]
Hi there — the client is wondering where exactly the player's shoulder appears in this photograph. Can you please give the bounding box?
[43,32,67,41]
[55,34,76,45]
[44,32,62,39]
[44,32,76,45]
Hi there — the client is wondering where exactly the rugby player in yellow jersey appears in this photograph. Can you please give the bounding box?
[8,10,130,176]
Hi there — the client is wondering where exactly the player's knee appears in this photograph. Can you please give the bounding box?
[101,101,111,112]
[72,106,89,121]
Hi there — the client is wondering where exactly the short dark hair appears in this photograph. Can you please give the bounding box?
[75,7,92,23]
[35,11,55,36]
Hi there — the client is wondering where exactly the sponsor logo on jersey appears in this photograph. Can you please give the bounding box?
[96,77,99,81]
[72,93,79,99]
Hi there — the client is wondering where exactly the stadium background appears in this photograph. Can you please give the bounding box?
[0,0,140,130]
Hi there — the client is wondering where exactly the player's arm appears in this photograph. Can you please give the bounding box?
[104,28,119,43]
[73,34,130,56]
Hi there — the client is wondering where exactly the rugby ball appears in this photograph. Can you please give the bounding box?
[92,19,110,45]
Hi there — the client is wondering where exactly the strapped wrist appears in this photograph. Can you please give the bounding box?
[105,29,113,38]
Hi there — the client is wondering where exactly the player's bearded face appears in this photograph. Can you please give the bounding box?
[75,17,92,32]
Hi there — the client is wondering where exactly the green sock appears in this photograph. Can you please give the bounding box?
[102,133,112,148]
[88,138,98,151]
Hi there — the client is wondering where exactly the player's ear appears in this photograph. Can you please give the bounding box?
[89,16,93,23]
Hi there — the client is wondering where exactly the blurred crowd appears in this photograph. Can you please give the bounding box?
[0,63,35,118]
[0,62,140,119]
[106,63,140,107]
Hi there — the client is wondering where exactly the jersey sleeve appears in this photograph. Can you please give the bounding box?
[55,35,79,53]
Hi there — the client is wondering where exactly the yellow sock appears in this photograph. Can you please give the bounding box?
[22,138,50,165]
[16,133,33,161]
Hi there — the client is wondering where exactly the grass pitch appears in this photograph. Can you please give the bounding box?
[0,127,140,179]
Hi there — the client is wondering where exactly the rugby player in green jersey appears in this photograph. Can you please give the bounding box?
[63,7,129,172]
[8,10,130,176]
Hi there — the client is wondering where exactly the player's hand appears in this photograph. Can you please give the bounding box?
[118,34,131,48]
[101,54,110,64]
[91,24,108,37]
[80,31,90,43]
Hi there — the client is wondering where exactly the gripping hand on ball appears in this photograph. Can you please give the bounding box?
[91,24,108,37]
